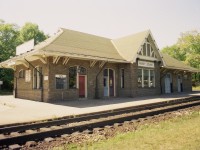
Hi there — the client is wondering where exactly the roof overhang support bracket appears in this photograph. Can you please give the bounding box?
[173,70,181,74]
[63,57,70,65]
[161,68,167,74]
[16,60,29,68]
[10,66,16,71]
[90,60,97,67]
[53,56,60,64]
[99,61,106,68]
[32,55,47,64]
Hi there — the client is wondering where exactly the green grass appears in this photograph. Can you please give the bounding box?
[193,86,200,91]
[56,110,200,150]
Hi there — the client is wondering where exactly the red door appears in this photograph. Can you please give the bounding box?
[79,76,85,98]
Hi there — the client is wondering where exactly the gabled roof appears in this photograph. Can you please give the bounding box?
[0,28,198,73]
[161,52,199,72]
[112,30,160,63]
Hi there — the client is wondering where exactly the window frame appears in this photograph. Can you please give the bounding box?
[55,74,67,89]
[137,68,155,88]
[120,68,125,88]
[19,69,25,78]
[33,66,42,89]
[69,66,77,89]
[139,42,156,58]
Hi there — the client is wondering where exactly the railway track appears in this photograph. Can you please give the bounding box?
[0,96,200,149]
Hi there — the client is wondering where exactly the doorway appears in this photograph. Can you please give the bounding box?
[103,69,115,97]
[79,75,86,98]
[177,75,182,92]
[165,73,171,93]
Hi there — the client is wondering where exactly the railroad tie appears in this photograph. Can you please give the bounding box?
[44,137,55,142]
[9,144,21,150]
[25,141,37,147]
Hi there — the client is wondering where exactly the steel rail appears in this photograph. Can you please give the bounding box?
[0,98,200,146]
[0,96,199,135]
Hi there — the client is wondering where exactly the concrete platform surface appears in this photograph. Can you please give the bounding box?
[0,92,200,125]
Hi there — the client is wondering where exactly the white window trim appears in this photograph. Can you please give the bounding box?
[33,66,42,89]
[104,68,116,97]
[55,74,67,90]
[139,41,156,58]
[138,68,155,88]
[19,69,25,78]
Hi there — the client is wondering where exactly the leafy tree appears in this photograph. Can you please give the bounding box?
[162,30,200,82]
[19,22,48,45]
[162,30,200,68]
[0,21,20,61]
[162,45,186,61]
[0,21,20,90]
[0,20,48,90]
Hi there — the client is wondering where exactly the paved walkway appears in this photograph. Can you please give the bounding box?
[0,92,200,125]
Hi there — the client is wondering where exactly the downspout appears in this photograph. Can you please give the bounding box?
[24,58,44,102]
[14,71,18,98]
[95,61,108,99]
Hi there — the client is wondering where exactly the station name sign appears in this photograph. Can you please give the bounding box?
[138,60,154,68]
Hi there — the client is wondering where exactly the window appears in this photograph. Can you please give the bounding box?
[19,70,25,78]
[33,67,42,89]
[143,44,146,56]
[143,69,149,87]
[147,44,151,56]
[55,74,67,89]
[139,42,156,58]
[78,67,86,75]
[137,69,142,87]
[69,66,77,89]
[150,70,155,87]
[121,69,125,88]
[137,68,155,88]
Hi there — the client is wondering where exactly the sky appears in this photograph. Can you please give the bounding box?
[0,0,200,49]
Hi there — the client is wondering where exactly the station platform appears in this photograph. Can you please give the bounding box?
[0,92,200,125]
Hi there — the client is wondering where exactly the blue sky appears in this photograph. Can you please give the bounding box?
[0,0,200,49]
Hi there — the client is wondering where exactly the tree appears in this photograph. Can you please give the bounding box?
[0,20,48,90]
[19,22,48,45]
[0,21,20,90]
[162,30,200,69]
[0,21,20,61]
[162,30,200,83]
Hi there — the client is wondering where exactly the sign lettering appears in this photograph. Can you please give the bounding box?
[138,60,154,68]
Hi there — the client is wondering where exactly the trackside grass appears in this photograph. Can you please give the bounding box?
[193,86,200,91]
[55,110,200,150]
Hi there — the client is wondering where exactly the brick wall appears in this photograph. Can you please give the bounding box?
[133,61,161,97]
[161,71,192,93]
[14,57,192,102]
[14,59,49,102]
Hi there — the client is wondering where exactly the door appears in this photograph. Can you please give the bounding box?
[103,69,115,97]
[165,74,171,93]
[177,75,182,92]
[79,75,85,98]
[109,69,114,96]
[104,76,109,96]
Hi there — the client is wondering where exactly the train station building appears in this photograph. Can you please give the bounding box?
[0,28,198,102]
